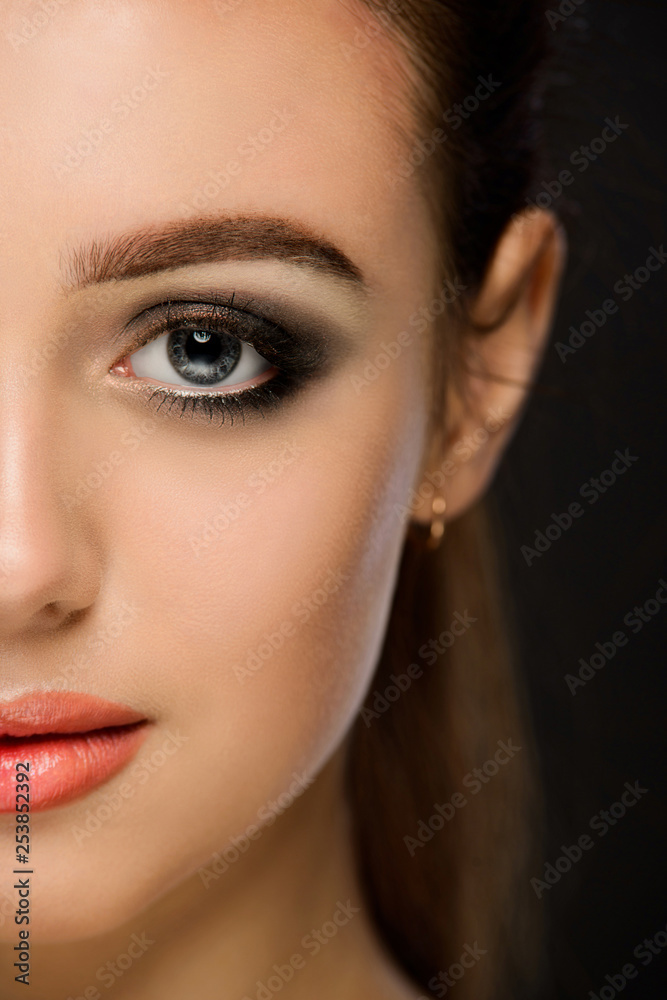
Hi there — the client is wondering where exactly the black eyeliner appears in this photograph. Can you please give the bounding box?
[114,294,337,425]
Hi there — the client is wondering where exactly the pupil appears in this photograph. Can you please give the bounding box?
[167,328,242,385]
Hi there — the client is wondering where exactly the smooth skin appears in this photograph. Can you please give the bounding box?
[0,1,564,997]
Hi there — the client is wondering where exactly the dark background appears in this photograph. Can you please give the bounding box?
[491,1,666,997]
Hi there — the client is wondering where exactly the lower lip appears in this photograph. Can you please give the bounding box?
[0,722,149,812]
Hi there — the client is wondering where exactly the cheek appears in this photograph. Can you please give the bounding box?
[103,361,427,820]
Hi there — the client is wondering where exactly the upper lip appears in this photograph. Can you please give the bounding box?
[0,692,147,738]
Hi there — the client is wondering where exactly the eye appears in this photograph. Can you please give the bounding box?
[109,297,332,426]
[127,325,275,391]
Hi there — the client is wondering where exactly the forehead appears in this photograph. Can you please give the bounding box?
[0,0,433,292]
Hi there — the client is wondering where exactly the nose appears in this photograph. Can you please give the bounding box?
[0,393,102,639]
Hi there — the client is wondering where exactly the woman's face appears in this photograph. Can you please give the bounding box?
[0,0,439,939]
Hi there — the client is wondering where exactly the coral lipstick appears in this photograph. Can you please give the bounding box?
[0,693,150,812]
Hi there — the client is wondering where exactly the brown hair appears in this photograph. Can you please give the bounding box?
[345,2,551,997]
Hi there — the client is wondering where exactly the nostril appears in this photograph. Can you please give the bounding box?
[61,606,90,629]
[26,602,90,637]
[41,602,70,626]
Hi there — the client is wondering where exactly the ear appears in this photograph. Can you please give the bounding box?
[413,207,567,525]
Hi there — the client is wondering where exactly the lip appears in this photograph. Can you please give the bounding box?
[0,692,150,812]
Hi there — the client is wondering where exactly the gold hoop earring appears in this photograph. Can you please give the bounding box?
[426,495,447,550]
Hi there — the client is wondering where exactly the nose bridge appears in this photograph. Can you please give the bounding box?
[0,319,102,636]
[0,48,113,640]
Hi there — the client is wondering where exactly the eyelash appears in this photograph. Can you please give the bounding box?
[114,295,327,425]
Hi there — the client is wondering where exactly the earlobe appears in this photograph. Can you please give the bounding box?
[412,208,567,524]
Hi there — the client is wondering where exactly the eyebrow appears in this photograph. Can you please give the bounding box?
[63,215,368,292]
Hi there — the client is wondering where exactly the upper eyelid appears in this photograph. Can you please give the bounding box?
[133,292,257,322]
[120,297,282,358]
[126,296,267,334]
